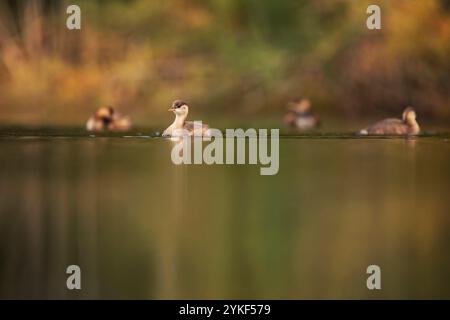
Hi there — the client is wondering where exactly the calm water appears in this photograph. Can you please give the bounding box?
[0,130,450,299]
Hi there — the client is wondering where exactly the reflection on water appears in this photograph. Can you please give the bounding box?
[0,135,450,299]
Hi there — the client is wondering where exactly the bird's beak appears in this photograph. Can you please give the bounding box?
[168,108,175,112]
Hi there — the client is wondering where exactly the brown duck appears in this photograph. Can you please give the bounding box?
[283,98,320,130]
[86,106,132,132]
[359,107,420,135]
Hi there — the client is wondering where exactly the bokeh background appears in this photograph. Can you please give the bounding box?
[0,0,449,127]
[1,1,450,300]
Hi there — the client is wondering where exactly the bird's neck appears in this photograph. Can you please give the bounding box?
[407,119,420,133]
[410,122,420,133]
[172,114,187,129]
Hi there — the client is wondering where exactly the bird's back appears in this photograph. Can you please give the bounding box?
[365,118,408,135]
[110,113,132,131]
[184,121,210,136]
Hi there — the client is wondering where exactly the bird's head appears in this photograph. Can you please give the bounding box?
[402,106,417,124]
[168,100,189,117]
[288,98,311,114]
[96,106,114,119]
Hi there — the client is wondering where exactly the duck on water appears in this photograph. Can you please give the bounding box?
[86,106,132,132]
[162,100,210,137]
[283,98,320,130]
[359,107,420,135]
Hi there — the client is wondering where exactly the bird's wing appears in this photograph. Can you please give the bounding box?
[367,118,408,134]
[184,121,210,136]
[184,121,209,130]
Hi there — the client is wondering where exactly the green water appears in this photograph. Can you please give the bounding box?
[0,130,450,299]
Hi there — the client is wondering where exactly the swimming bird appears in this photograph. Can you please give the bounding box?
[162,100,210,137]
[359,107,420,135]
[283,98,320,130]
[86,106,132,132]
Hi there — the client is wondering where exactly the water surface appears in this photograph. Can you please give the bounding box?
[0,129,449,299]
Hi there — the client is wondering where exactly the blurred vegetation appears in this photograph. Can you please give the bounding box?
[0,0,449,126]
